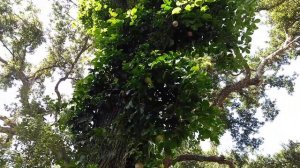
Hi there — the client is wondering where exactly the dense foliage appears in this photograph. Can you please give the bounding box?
[0,0,299,167]
[66,0,277,167]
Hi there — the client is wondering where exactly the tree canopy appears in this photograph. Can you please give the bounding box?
[66,0,300,167]
[0,0,299,167]
[0,0,91,166]
[248,141,300,168]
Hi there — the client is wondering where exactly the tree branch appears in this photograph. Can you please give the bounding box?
[0,40,11,65]
[255,36,299,78]
[0,56,8,65]
[214,36,300,107]
[214,76,261,107]
[0,39,15,58]
[54,37,90,115]
[0,39,30,85]
[164,154,235,168]
[30,65,60,80]
[67,0,78,6]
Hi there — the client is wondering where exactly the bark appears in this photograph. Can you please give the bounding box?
[97,140,129,168]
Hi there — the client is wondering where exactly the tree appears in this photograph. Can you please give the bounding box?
[167,140,300,168]
[248,141,300,168]
[66,0,300,167]
[0,0,91,166]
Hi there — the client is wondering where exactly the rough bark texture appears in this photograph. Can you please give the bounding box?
[97,140,129,168]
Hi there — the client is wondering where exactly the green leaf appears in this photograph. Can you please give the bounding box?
[131,7,137,15]
[109,9,118,17]
[205,0,216,2]
[254,18,261,23]
[94,2,102,11]
[185,4,193,11]
[176,1,187,6]
[161,4,172,11]
[195,0,204,6]
[200,5,209,12]
[172,7,182,15]
[163,0,172,5]
[191,65,200,72]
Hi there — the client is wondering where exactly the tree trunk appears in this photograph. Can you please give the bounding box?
[98,140,129,168]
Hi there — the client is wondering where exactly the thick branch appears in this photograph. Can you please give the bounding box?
[214,36,300,107]
[164,154,235,168]
[214,77,260,107]
[255,36,299,78]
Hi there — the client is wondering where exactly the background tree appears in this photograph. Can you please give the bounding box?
[0,0,91,167]
[247,141,300,168]
[170,140,300,168]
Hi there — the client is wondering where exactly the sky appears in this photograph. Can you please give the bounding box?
[216,14,300,155]
[0,0,300,156]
